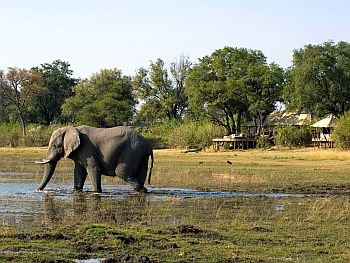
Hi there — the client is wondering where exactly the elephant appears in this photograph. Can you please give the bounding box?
[36,125,154,193]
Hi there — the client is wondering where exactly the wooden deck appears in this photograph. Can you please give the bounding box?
[212,137,257,150]
[312,139,334,148]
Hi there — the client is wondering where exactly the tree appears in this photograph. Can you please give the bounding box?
[0,95,11,122]
[246,62,285,134]
[186,47,284,135]
[62,69,135,127]
[0,67,41,137]
[29,60,77,124]
[283,41,350,117]
[133,55,191,123]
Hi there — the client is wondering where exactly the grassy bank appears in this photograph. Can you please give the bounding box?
[2,147,350,195]
[1,148,350,262]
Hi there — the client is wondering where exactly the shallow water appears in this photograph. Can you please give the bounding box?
[0,181,305,200]
[0,181,305,229]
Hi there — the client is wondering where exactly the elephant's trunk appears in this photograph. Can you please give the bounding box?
[37,161,57,191]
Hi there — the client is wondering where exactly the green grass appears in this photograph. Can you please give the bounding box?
[1,147,350,262]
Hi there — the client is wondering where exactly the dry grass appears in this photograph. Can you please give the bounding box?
[149,148,350,194]
[1,147,350,194]
[1,147,350,262]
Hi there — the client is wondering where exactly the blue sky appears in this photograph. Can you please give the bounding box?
[0,0,349,78]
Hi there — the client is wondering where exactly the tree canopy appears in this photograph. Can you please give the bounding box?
[0,67,41,136]
[185,47,284,134]
[62,69,135,127]
[29,60,77,124]
[283,41,350,117]
[133,56,191,123]
[2,41,350,139]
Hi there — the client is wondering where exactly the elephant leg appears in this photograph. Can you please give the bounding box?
[88,169,102,193]
[87,170,102,193]
[86,158,102,193]
[74,163,87,192]
[128,177,148,193]
[116,162,147,193]
[134,159,149,192]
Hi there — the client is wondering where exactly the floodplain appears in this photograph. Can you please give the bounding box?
[0,147,350,262]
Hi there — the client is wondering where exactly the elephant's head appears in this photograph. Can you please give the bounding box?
[36,126,80,190]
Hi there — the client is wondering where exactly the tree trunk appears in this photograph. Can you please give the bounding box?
[19,114,27,144]
[237,112,242,133]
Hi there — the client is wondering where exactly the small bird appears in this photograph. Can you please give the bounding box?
[227,160,233,165]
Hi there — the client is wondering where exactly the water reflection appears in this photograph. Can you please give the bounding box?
[0,182,308,229]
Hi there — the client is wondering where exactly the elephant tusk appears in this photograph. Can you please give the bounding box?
[35,159,51,164]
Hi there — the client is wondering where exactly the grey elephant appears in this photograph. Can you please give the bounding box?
[36,126,154,193]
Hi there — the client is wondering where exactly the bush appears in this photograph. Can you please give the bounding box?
[333,113,350,149]
[166,121,226,149]
[256,135,273,149]
[275,126,312,147]
[0,123,22,147]
[0,123,59,147]
[25,125,60,147]
[0,121,225,149]
[140,120,226,149]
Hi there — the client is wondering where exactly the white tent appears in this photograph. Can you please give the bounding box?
[311,114,337,128]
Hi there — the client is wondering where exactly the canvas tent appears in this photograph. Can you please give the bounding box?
[247,111,312,135]
[311,114,337,128]
[311,114,337,147]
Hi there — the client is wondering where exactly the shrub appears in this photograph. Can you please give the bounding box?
[140,120,226,149]
[25,125,60,147]
[256,135,273,149]
[275,126,312,147]
[0,123,59,147]
[0,123,22,147]
[166,121,226,149]
[333,113,350,149]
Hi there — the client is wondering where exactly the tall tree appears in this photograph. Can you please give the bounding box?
[0,67,41,137]
[186,47,284,134]
[62,69,135,127]
[133,56,191,123]
[246,62,285,133]
[30,60,77,124]
[283,41,350,116]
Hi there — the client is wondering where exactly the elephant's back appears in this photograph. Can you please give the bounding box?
[77,126,149,152]
[78,126,134,140]
[78,125,149,158]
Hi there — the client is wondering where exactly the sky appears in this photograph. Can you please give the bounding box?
[0,0,349,79]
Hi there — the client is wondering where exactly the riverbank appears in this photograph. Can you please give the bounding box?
[1,148,350,262]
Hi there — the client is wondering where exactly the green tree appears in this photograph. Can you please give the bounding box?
[29,60,77,124]
[247,62,285,134]
[0,95,11,122]
[186,47,284,134]
[332,112,350,148]
[133,55,191,123]
[283,41,350,117]
[0,67,41,137]
[62,69,135,127]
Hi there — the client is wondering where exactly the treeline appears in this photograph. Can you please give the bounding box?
[1,40,350,147]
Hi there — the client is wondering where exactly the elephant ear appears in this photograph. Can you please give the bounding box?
[63,127,81,158]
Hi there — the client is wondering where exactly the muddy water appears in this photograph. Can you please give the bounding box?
[0,179,305,230]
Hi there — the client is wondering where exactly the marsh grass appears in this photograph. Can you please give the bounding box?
[1,148,350,262]
[1,147,350,194]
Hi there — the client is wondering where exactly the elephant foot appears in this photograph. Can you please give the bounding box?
[74,187,84,193]
[134,185,148,193]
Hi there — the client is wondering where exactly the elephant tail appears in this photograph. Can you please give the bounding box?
[148,149,154,185]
